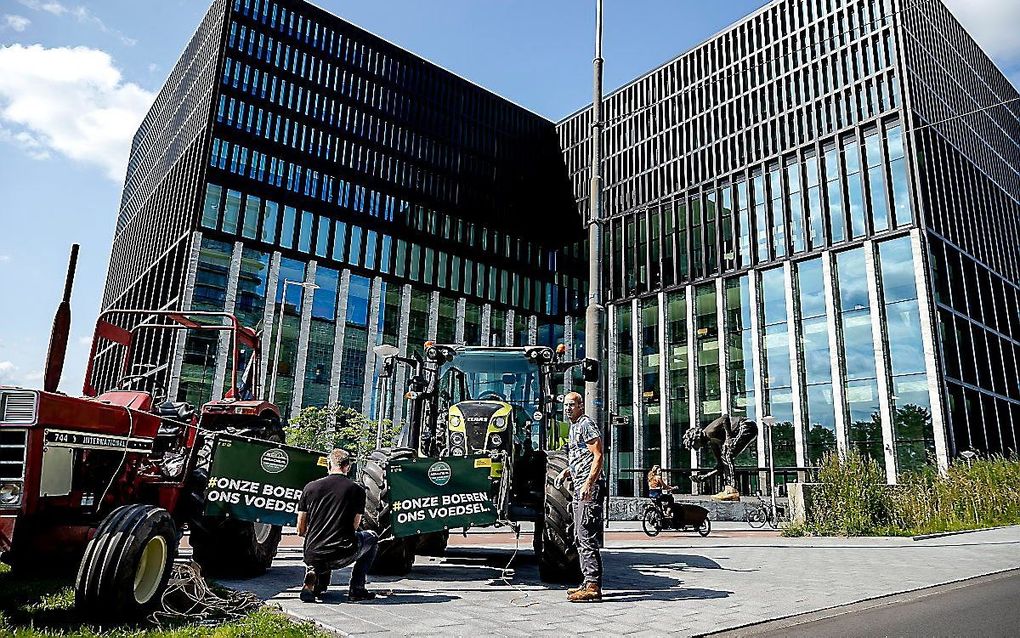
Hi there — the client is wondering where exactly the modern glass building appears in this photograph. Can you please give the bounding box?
[557,0,1020,495]
[94,0,585,436]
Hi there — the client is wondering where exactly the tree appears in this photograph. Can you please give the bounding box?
[285,405,401,465]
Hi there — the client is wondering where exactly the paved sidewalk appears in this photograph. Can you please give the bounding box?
[216,526,1020,637]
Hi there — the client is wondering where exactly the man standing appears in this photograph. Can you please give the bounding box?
[297,448,379,602]
[556,391,604,603]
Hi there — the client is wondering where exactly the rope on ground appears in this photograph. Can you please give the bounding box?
[149,561,263,628]
[499,522,538,608]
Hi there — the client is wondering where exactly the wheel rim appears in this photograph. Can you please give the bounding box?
[253,522,272,544]
[642,510,661,536]
[133,535,168,605]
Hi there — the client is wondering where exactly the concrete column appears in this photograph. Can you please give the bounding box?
[909,230,949,471]
[427,291,440,340]
[506,309,515,346]
[823,251,848,455]
[480,303,492,346]
[657,291,669,469]
[785,261,806,468]
[607,303,619,495]
[528,315,538,346]
[259,251,282,402]
[686,286,699,481]
[361,275,383,416]
[631,297,642,495]
[290,260,318,417]
[564,315,575,393]
[455,297,466,343]
[393,284,412,434]
[748,270,767,471]
[865,241,898,483]
[716,277,730,415]
[168,231,203,401]
[327,269,351,407]
[211,241,244,401]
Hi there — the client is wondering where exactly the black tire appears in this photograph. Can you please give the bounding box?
[362,447,417,575]
[642,506,663,537]
[698,517,712,537]
[188,427,285,578]
[75,504,177,618]
[416,530,450,557]
[537,451,580,584]
[747,506,767,529]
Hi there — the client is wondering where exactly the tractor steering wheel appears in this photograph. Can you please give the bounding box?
[476,390,506,402]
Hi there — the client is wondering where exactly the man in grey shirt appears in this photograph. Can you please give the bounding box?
[555,391,604,602]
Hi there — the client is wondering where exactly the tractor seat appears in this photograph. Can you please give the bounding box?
[155,401,194,421]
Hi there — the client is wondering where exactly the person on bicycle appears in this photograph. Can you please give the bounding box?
[647,465,675,518]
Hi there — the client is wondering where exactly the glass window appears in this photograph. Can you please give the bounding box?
[315,216,329,257]
[298,210,313,252]
[865,131,889,232]
[261,200,278,244]
[201,183,223,229]
[348,225,363,266]
[280,206,296,249]
[825,145,846,243]
[844,138,866,239]
[887,125,912,227]
[223,189,242,234]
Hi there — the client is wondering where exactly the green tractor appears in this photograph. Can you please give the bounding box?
[362,343,599,582]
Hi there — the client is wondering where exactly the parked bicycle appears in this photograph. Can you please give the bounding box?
[746,491,786,529]
[641,491,712,537]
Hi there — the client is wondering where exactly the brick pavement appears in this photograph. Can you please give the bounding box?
[215,525,1020,637]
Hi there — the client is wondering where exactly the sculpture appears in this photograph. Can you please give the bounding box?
[681,413,758,501]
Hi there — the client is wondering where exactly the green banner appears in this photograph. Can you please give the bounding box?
[204,434,328,527]
[388,456,498,537]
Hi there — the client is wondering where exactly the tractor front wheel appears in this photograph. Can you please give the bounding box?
[362,447,417,575]
[536,451,580,583]
[75,504,177,618]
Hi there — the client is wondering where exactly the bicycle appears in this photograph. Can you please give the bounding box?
[746,491,785,529]
[641,492,711,537]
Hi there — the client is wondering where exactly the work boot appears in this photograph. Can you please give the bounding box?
[567,582,602,603]
[348,588,377,602]
[566,584,584,595]
[300,570,318,603]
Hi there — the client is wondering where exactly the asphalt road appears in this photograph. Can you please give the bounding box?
[710,569,1020,638]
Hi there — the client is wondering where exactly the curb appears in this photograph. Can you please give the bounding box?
[911,524,1014,541]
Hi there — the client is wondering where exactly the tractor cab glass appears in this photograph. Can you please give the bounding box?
[437,349,544,451]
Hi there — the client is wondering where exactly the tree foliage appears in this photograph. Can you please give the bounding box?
[284,405,401,465]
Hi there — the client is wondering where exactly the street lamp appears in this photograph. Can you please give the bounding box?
[372,343,401,449]
[268,279,319,402]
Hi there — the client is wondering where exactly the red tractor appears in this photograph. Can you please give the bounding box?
[0,249,285,616]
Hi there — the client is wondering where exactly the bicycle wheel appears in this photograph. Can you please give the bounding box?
[697,517,711,537]
[641,507,663,537]
[747,506,767,529]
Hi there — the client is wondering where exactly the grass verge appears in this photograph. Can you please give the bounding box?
[0,563,330,638]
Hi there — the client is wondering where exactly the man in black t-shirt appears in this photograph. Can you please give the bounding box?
[297,448,379,602]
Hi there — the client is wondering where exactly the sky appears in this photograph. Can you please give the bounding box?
[0,0,1018,394]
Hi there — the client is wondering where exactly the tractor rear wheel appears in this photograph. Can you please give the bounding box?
[75,504,177,618]
[415,530,449,557]
[362,447,417,575]
[536,451,580,583]
[188,426,285,577]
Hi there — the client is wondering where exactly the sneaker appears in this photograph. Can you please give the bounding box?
[348,588,377,602]
[567,583,602,603]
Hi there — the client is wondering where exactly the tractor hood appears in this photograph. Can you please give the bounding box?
[447,401,512,458]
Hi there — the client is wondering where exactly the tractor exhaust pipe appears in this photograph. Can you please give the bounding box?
[43,243,79,393]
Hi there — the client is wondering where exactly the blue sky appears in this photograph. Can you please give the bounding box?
[0,0,1018,393]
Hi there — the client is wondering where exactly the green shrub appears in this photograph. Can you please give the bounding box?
[808,451,1020,536]
[807,449,891,536]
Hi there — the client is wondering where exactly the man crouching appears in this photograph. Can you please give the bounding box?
[297,448,378,602]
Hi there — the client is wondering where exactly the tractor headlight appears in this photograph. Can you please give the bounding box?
[450,431,465,446]
[0,482,22,507]
[449,414,461,428]
[491,416,507,430]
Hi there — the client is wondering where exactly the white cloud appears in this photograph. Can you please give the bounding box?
[24,370,43,382]
[17,0,135,46]
[0,44,155,181]
[943,0,1020,63]
[0,361,16,384]
[3,14,31,31]
[0,255,11,263]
